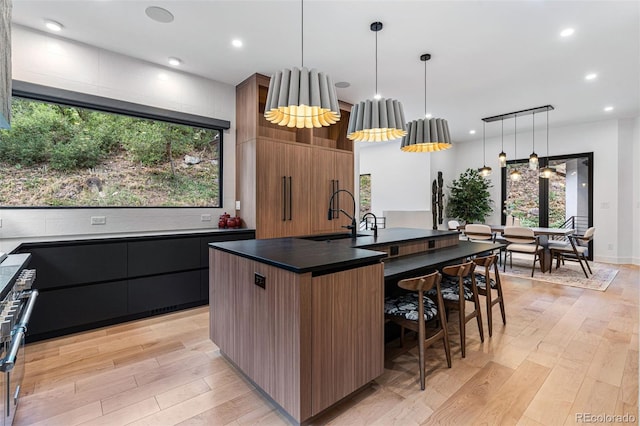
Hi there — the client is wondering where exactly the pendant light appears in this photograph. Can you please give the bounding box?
[347,22,406,142]
[400,53,451,152]
[529,112,538,169]
[510,115,521,181]
[478,122,492,176]
[498,118,507,167]
[540,108,556,178]
[264,0,340,128]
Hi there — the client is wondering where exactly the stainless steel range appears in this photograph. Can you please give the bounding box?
[0,254,38,426]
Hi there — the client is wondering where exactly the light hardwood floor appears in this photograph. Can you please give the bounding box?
[15,265,638,425]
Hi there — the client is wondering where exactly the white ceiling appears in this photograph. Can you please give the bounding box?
[11,0,640,142]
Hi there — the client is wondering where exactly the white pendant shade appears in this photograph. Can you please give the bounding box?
[264,67,340,128]
[401,117,452,152]
[347,98,406,142]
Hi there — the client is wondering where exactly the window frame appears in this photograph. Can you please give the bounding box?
[5,80,229,209]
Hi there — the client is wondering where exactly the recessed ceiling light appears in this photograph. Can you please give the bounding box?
[44,19,63,32]
[373,93,382,100]
[168,57,182,66]
[335,81,350,89]
[425,113,432,119]
[560,28,575,37]
[145,6,174,23]
[604,106,614,112]
[231,39,243,48]
[585,73,598,81]
[469,130,476,135]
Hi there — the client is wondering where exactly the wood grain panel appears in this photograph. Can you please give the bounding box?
[398,241,429,257]
[311,148,338,234]
[311,263,385,415]
[209,248,311,421]
[235,74,258,144]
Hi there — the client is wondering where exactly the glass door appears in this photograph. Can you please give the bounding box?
[502,152,593,254]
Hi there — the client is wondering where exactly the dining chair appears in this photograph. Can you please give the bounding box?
[448,220,461,231]
[505,214,514,227]
[548,227,595,278]
[384,271,452,390]
[464,224,496,243]
[512,217,521,227]
[470,254,505,337]
[502,226,543,277]
[428,261,483,358]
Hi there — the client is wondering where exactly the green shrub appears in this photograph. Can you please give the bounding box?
[446,168,494,224]
[50,136,103,170]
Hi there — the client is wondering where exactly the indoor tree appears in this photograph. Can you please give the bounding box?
[446,168,493,224]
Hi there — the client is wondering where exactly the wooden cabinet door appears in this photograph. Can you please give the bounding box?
[255,139,311,238]
[255,139,288,239]
[282,143,311,237]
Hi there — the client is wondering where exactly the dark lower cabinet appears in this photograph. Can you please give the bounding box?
[16,230,255,342]
[128,271,201,313]
[29,281,128,335]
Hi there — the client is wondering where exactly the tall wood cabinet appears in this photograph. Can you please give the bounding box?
[236,73,355,239]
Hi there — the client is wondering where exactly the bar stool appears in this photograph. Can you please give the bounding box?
[471,254,506,337]
[429,261,484,358]
[384,271,452,390]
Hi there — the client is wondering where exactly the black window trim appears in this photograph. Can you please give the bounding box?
[5,80,228,209]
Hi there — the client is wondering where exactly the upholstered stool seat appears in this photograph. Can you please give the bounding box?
[429,277,474,301]
[384,293,438,321]
[472,274,497,290]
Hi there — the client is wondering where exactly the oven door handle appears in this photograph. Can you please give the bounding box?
[0,330,24,372]
[17,289,39,329]
[0,289,38,372]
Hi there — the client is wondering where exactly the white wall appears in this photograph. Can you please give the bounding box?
[357,139,431,217]
[632,117,640,265]
[0,26,237,252]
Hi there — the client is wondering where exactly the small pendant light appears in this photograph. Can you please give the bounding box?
[400,53,452,152]
[540,107,556,178]
[347,22,407,142]
[478,121,492,176]
[529,112,539,170]
[498,118,507,167]
[510,115,521,181]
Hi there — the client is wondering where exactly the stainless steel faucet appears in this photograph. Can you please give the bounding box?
[327,189,358,239]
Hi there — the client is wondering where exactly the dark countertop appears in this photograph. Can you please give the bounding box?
[211,238,387,274]
[0,253,31,300]
[210,228,459,274]
[383,241,504,281]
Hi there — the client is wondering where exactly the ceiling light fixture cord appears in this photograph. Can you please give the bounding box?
[424,57,427,116]
[546,108,549,155]
[532,112,535,150]
[301,0,304,68]
[501,118,504,151]
[514,115,517,158]
[483,121,486,164]
[375,26,378,95]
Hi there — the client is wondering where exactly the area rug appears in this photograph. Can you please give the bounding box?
[500,254,618,291]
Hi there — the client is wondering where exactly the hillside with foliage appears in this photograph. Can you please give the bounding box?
[0,98,220,207]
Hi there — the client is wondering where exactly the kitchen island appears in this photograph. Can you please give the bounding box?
[209,228,489,423]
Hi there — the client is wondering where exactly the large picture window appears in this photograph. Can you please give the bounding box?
[0,82,228,208]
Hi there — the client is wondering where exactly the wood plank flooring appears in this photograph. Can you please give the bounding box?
[15,264,639,425]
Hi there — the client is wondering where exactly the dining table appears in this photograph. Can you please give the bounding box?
[460,224,575,272]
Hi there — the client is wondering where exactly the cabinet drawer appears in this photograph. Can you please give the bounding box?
[128,270,202,313]
[28,243,128,289]
[28,281,128,335]
[128,237,200,277]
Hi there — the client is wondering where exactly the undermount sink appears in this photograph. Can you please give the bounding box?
[299,233,367,242]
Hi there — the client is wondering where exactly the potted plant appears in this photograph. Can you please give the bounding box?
[446,168,493,224]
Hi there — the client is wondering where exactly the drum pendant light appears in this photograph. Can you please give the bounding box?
[540,108,556,178]
[347,22,407,142]
[529,112,539,170]
[263,0,340,128]
[401,53,452,152]
[478,122,492,176]
[510,115,522,181]
[498,118,507,167]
